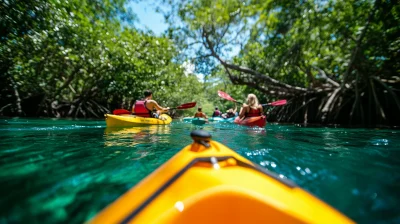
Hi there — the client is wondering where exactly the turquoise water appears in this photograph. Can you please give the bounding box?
[0,118,399,223]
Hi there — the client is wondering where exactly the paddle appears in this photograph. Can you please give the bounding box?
[217,90,287,107]
[217,90,238,103]
[169,102,197,110]
[264,99,287,106]
[112,102,197,115]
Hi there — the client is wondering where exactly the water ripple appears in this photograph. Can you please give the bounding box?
[0,119,399,223]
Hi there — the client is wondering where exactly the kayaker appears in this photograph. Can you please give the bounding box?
[222,106,237,118]
[238,94,263,119]
[132,90,169,120]
[212,107,221,117]
[194,107,207,119]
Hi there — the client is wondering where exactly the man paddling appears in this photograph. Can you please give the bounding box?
[132,90,169,120]
[194,107,207,119]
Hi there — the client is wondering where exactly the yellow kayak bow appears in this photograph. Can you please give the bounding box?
[90,130,354,224]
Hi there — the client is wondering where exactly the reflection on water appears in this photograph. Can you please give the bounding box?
[103,125,172,161]
[0,119,399,223]
[104,125,171,147]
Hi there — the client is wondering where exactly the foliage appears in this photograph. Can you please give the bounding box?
[161,0,400,126]
[2,0,399,126]
[0,0,204,118]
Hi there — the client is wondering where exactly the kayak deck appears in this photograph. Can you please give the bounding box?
[90,131,353,224]
[105,114,172,127]
[234,115,267,127]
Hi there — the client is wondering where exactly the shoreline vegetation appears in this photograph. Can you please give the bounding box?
[1,0,399,127]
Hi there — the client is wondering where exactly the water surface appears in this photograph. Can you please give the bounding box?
[0,118,399,223]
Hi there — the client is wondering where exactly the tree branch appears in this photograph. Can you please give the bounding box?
[342,3,377,86]
[202,27,308,95]
[9,77,23,115]
[312,66,340,87]
[321,87,341,122]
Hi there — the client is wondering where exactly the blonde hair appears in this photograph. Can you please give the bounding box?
[246,94,259,109]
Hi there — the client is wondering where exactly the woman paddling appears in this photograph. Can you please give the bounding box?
[238,94,263,119]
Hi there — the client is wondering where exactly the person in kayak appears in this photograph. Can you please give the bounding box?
[212,107,221,117]
[238,94,263,119]
[132,90,169,120]
[222,106,237,119]
[194,107,207,119]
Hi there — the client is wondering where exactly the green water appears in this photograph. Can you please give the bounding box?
[0,119,399,223]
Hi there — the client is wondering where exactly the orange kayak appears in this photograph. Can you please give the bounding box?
[89,130,353,224]
[234,115,267,127]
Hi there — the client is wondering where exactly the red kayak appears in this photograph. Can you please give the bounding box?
[234,115,267,127]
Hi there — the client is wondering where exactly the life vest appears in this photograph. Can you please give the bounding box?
[212,110,221,117]
[246,107,261,117]
[133,100,152,117]
[194,112,206,118]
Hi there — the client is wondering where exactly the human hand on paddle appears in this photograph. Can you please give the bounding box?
[217,90,287,107]
[113,102,197,115]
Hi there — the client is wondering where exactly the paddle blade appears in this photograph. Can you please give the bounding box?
[218,90,237,102]
[268,100,287,106]
[176,102,196,109]
[113,109,131,115]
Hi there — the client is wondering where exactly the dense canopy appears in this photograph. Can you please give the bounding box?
[1,0,399,126]
[0,0,203,118]
[162,0,400,126]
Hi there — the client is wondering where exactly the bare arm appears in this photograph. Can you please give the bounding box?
[147,100,169,111]
[233,105,237,114]
[239,104,247,118]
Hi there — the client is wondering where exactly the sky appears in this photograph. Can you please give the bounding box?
[126,1,169,36]
[125,1,240,81]
[127,1,203,80]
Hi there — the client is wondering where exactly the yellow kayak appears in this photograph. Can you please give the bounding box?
[90,130,354,224]
[105,114,172,127]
